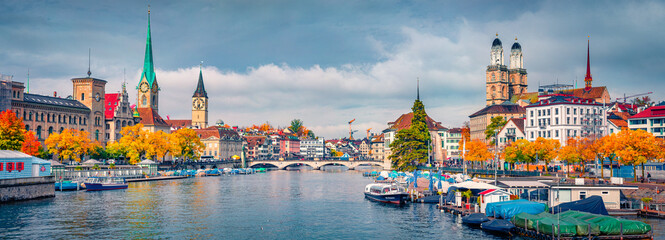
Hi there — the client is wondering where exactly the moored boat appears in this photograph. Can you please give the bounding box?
[462,213,490,226]
[85,177,128,191]
[55,180,86,191]
[481,219,514,235]
[364,183,408,205]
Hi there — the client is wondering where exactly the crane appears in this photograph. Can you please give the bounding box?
[366,128,372,140]
[616,92,653,103]
[348,119,357,140]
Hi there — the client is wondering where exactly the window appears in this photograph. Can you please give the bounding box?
[530,120,534,126]
[567,117,570,124]
[555,118,559,125]
[555,130,559,137]
[574,118,577,124]
[573,108,577,115]
[579,191,587,199]
[547,131,551,138]
[601,191,609,195]
[538,110,541,116]
[567,108,570,114]
[530,111,534,117]
[547,109,551,115]
[555,108,559,115]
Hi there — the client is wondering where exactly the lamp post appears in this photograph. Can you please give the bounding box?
[494,129,499,185]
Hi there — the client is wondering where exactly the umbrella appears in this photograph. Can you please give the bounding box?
[413,170,418,188]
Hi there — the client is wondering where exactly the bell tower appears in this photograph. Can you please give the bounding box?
[191,66,208,129]
[486,33,509,106]
[137,9,159,112]
[508,37,528,98]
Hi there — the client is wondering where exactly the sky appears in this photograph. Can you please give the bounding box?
[1,0,664,139]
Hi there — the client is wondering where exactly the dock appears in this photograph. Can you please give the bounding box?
[639,209,665,219]
[512,227,653,240]
[126,176,188,182]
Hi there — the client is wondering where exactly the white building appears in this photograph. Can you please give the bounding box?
[439,128,463,160]
[300,138,325,159]
[628,105,665,138]
[497,118,525,148]
[524,95,607,146]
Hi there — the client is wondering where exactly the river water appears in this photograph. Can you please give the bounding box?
[1,169,663,239]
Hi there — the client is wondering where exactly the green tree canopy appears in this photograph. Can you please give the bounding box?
[485,116,507,144]
[289,119,303,135]
[389,99,431,171]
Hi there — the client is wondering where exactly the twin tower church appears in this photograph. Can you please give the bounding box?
[135,11,209,132]
[485,34,528,106]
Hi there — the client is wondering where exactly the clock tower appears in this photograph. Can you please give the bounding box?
[137,10,159,112]
[191,67,208,129]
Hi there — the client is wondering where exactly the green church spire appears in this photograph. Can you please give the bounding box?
[142,8,156,87]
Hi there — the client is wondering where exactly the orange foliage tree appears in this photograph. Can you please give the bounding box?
[45,129,93,163]
[614,129,663,182]
[21,131,40,156]
[503,139,532,170]
[558,138,585,177]
[525,137,560,173]
[0,110,25,151]
[465,140,492,169]
[170,128,204,161]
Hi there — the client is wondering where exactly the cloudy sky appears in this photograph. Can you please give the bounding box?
[1,1,663,138]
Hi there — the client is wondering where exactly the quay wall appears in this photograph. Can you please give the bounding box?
[0,176,55,202]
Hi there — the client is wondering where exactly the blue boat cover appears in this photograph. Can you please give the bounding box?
[481,219,515,233]
[462,213,490,224]
[494,201,547,219]
[551,195,609,215]
[376,176,385,181]
[485,199,529,217]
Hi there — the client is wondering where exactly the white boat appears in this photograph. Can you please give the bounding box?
[364,183,409,205]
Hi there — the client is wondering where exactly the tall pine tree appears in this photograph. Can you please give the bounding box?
[389,97,431,171]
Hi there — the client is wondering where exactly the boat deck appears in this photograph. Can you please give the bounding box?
[512,227,653,240]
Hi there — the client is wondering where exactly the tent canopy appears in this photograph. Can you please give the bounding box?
[452,181,500,190]
[82,159,102,165]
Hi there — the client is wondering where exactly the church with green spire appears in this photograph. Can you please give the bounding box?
[136,9,170,133]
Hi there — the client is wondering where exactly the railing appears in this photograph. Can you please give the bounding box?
[57,169,146,180]
[439,167,541,177]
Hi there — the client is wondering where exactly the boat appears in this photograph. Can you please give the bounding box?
[364,183,409,205]
[55,180,86,191]
[462,213,490,226]
[481,219,514,235]
[85,177,128,191]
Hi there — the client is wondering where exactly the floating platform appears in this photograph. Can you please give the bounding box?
[512,226,653,240]
[126,176,188,182]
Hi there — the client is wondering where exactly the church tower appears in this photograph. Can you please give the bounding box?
[584,37,593,90]
[508,37,528,98]
[486,34,509,106]
[137,9,159,112]
[191,66,208,129]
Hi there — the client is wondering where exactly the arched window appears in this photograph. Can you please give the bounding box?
[95,130,99,141]
[59,127,64,133]
[79,116,82,124]
[142,95,147,106]
[116,120,121,130]
[81,93,85,101]
[25,125,30,131]
[152,95,155,104]
[28,112,33,121]
[23,111,26,120]
[491,86,496,93]
[48,127,53,136]
[36,126,42,140]
[122,121,127,127]
[58,115,61,123]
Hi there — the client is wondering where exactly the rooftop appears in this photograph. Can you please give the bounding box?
[630,105,665,119]
[469,104,525,118]
[23,93,89,110]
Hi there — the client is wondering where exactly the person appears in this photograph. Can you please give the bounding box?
[648,172,652,183]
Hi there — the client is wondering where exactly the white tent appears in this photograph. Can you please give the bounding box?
[82,159,102,165]
[451,181,501,190]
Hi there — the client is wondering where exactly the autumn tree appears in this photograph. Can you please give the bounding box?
[598,134,621,178]
[21,131,40,156]
[0,110,25,151]
[288,119,303,136]
[113,124,150,164]
[485,116,507,144]
[389,98,431,171]
[614,129,662,182]
[465,140,492,169]
[170,128,204,161]
[147,130,171,161]
[524,137,560,173]
[504,139,530,170]
[558,138,584,177]
[45,129,94,163]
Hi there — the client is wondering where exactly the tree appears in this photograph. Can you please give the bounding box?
[170,128,204,161]
[614,129,661,182]
[45,129,93,163]
[632,96,654,106]
[558,138,584,177]
[389,98,431,171]
[147,130,171,161]
[89,144,109,160]
[0,110,25,151]
[113,124,150,164]
[465,140,492,169]
[485,116,507,144]
[288,119,303,136]
[504,139,530,170]
[21,131,40,156]
[524,137,560,173]
[598,134,621,178]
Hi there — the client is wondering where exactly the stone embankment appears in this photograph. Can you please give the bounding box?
[0,176,55,202]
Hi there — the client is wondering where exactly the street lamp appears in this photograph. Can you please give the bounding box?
[494,129,499,185]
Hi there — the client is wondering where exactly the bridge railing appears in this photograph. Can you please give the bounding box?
[439,167,541,177]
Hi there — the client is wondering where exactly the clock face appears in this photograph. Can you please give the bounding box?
[139,82,149,93]
[95,93,101,102]
[193,98,204,110]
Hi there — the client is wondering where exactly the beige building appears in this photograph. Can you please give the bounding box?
[194,126,243,160]
[469,104,525,143]
[486,35,527,106]
[549,185,637,210]
[370,134,385,161]
[104,83,139,143]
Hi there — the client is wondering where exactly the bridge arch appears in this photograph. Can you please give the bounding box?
[249,162,281,169]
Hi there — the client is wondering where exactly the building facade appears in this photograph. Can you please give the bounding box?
[496,118,525,148]
[191,68,208,129]
[279,136,301,158]
[469,104,525,143]
[105,83,139,143]
[383,112,448,163]
[524,95,607,146]
[440,128,463,160]
[628,105,665,138]
[194,126,243,160]
[299,138,325,159]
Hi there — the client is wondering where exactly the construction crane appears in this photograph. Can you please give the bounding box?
[616,92,653,103]
[348,119,357,140]
[366,128,372,140]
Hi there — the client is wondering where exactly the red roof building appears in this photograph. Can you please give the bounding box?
[628,106,665,138]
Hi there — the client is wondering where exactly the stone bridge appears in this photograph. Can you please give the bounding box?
[247,159,391,170]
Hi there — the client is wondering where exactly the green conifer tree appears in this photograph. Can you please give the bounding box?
[389,99,431,171]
